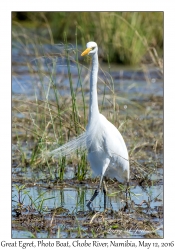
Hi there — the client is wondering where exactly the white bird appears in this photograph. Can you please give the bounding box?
[81,42,130,209]
[48,41,130,210]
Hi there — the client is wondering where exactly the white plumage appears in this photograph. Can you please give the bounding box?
[48,41,130,208]
[81,42,129,186]
[87,113,129,183]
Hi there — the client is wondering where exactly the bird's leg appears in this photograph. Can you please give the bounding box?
[86,189,100,211]
[103,178,107,210]
[87,175,104,211]
[124,181,131,211]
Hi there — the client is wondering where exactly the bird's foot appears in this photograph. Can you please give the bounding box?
[86,189,100,211]
[86,202,94,212]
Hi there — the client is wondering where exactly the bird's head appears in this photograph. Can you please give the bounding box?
[81,41,98,57]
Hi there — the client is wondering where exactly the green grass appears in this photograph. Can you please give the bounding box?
[12,24,89,180]
[13,184,55,214]
[12,12,163,66]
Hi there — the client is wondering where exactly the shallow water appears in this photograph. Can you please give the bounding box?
[12,173,163,238]
[12,44,163,100]
[12,180,163,212]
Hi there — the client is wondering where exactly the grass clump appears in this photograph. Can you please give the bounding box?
[12,12,163,66]
[12,22,89,181]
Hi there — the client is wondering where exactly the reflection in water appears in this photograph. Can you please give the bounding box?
[12,179,163,212]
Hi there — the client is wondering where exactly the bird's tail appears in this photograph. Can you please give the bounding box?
[42,132,87,159]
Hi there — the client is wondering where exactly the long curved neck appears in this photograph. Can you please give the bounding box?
[88,52,99,124]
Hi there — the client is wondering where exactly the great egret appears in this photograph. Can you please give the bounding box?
[48,41,130,210]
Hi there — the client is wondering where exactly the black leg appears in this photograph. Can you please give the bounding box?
[87,188,100,211]
[103,179,107,210]
[124,181,131,211]
[87,174,104,211]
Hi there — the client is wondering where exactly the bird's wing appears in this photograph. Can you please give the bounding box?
[100,114,129,163]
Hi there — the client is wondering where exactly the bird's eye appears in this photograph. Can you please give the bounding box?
[91,47,95,50]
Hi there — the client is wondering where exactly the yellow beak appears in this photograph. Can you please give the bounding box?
[81,47,92,56]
